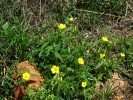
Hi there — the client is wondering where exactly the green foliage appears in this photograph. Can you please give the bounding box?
[94,83,116,100]
[0,67,15,100]
[116,37,133,83]
[50,0,127,28]
[25,20,127,99]
[0,0,132,100]
[0,2,38,64]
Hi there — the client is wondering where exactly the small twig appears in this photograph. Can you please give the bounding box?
[39,0,42,16]
[126,1,133,12]
[125,1,129,17]
[74,9,125,18]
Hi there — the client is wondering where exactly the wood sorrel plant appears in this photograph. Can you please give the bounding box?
[29,18,122,99]
[30,18,96,99]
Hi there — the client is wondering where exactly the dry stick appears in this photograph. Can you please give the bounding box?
[74,8,133,22]
[74,9,123,18]
[125,1,129,17]
[39,0,42,17]
[74,9,123,31]
[74,8,133,37]
[74,8,133,27]
[126,1,133,12]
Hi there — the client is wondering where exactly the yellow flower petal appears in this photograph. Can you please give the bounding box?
[119,53,125,57]
[81,81,87,88]
[101,36,109,42]
[78,57,84,65]
[100,53,105,58]
[58,23,66,29]
[69,17,74,22]
[51,65,59,74]
[22,72,30,81]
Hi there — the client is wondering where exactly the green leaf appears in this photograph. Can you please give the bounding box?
[55,52,63,62]
[98,73,103,80]
[41,42,49,49]
[2,22,9,30]
[39,42,49,57]
[45,46,53,56]
[17,68,29,72]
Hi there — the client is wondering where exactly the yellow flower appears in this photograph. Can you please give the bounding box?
[119,53,125,57]
[81,81,87,88]
[100,53,105,58]
[69,17,74,22]
[51,65,59,74]
[22,72,30,81]
[58,23,66,29]
[101,36,109,42]
[78,57,84,65]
